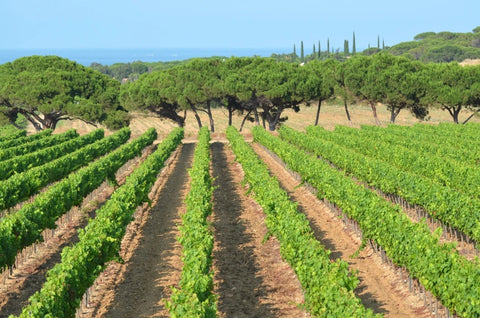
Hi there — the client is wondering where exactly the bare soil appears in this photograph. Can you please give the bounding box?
[459,58,480,66]
[84,143,194,317]
[251,142,434,318]
[210,142,307,318]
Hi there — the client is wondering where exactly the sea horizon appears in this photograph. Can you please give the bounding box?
[0,48,292,66]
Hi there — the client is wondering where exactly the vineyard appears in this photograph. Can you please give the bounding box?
[0,122,479,317]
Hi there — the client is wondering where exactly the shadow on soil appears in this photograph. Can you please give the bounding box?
[103,143,195,318]
[278,177,388,316]
[211,142,276,318]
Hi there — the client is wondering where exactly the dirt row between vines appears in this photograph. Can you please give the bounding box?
[79,142,195,317]
[210,142,306,318]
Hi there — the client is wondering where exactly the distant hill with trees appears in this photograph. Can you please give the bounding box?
[386,27,480,62]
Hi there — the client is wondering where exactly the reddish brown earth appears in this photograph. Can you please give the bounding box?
[81,143,194,317]
[210,141,307,318]
[250,142,434,318]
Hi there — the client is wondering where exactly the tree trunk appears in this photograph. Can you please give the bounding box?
[206,101,215,133]
[239,109,252,132]
[390,105,402,124]
[268,121,276,131]
[344,100,352,126]
[453,109,460,124]
[253,106,260,126]
[261,109,266,129]
[315,98,323,126]
[370,101,381,125]
[228,107,233,126]
[48,120,58,130]
[176,110,186,127]
[267,110,277,131]
[445,105,462,124]
[181,110,187,127]
[43,113,61,130]
[190,104,203,129]
[268,105,284,131]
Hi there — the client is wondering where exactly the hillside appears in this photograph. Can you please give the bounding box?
[386,26,480,62]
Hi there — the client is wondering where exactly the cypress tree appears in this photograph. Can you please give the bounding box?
[352,32,356,55]
[327,38,330,57]
[382,39,385,50]
[313,43,316,57]
[377,35,380,49]
[318,41,321,59]
[301,41,304,62]
[293,44,297,59]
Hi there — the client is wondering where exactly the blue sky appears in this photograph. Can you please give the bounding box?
[2,0,479,52]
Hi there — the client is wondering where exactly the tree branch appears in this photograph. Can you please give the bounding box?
[197,108,209,115]
[18,109,42,131]
[462,110,479,124]
[59,115,99,128]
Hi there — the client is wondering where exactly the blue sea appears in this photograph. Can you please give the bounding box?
[0,48,291,66]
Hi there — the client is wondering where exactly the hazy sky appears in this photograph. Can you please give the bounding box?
[2,0,479,51]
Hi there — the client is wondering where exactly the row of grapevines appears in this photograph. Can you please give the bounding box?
[364,123,480,151]
[0,129,76,161]
[403,122,480,141]
[0,129,50,150]
[353,124,480,166]
[166,127,216,317]
[254,126,480,317]
[307,125,480,200]
[0,128,157,270]
[288,125,480,243]
[229,126,379,317]
[0,129,104,181]
[0,129,27,142]
[13,127,184,318]
[0,128,130,211]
